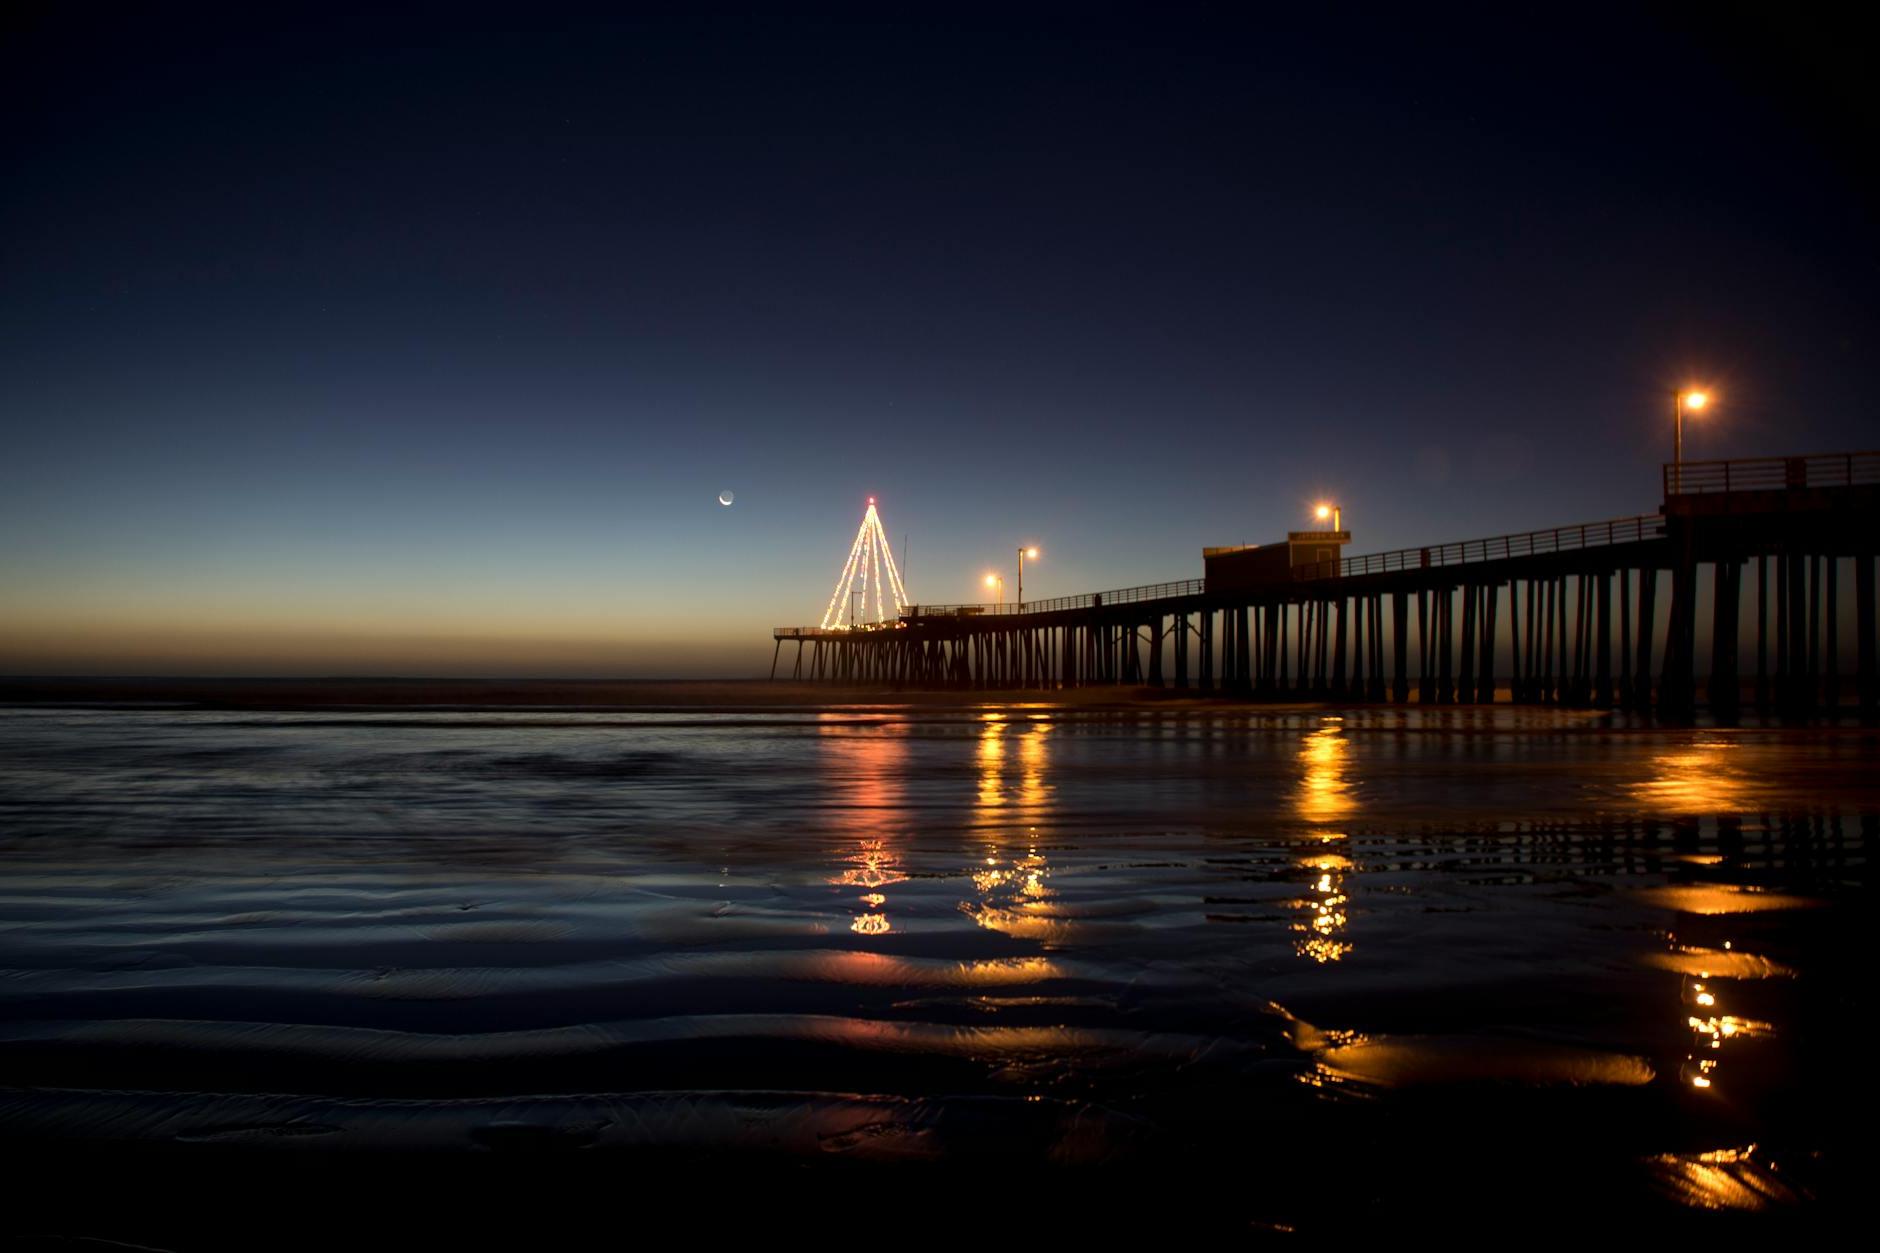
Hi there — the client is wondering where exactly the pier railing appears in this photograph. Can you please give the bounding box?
[773,622,907,637]
[910,577,1207,618]
[794,512,1670,628]
[1665,451,1880,496]
[1292,513,1667,582]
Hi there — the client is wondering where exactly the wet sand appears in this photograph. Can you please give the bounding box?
[0,699,1870,1243]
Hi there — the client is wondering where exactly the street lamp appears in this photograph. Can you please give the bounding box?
[1674,389,1710,473]
[984,573,1004,608]
[1017,546,1039,609]
[1314,502,1342,531]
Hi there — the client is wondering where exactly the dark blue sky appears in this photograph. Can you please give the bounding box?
[3,4,1874,674]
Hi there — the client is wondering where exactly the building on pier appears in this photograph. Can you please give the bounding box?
[1204,526,1353,593]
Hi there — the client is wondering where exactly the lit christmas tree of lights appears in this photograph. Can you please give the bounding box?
[820,497,910,629]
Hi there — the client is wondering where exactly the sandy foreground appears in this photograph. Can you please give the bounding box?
[0,682,1862,1242]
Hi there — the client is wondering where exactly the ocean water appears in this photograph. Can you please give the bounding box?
[0,703,1869,1238]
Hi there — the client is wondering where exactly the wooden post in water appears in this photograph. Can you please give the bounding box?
[1825,558,1839,712]
[1858,554,1877,717]
[1235,605,1252,694]
[1511,579,1526,696]
[1350,597,1365,700]
[1619,570,1633,706]
[1807,555,1822,713]
[1575,575,1593,706]
[1539,578,1555,703]
[1437,587,1455,704]
[1509,579,1525,702]
[1481,581,1499,703]
[1393,592,1410,703]
[1279,601,1292,695]
[1555,576,1570,703]
[1457,585,1477,704]
[1416,590,1432,704]
[1634,568,1657,710]
[1371,595,1388,700]
[1754,555,1769,712]
[1316,599,1331,697]
[1199,609,1214,692]
[1787,549,1806,714]
[1662,532,1698,717]
[1709,560,1741,716]
[1303,601,1315,695]
[1594,571,1612,707]
[1333,596,1349,697]
[1174,613,1189,689]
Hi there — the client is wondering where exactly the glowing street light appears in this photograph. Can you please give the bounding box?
[1674,388,1711,472]
[1017,546,1039,609]
[1313,502,1343,531]
[984,573,1004,607]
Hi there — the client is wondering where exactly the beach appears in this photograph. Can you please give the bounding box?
[0,692,1870,1242]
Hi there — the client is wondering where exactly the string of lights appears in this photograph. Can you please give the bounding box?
[820,497,910,629]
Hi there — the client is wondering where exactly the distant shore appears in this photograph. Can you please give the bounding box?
[2,676,1832,719]
[0,676,1262,711]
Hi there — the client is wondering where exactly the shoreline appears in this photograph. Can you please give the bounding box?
[0,673,1849,711]
[0,675,1280,712]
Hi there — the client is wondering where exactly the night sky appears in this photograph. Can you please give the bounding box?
[4,4,1874,676]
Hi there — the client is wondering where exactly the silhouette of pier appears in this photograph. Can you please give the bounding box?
[773,452,1880,717]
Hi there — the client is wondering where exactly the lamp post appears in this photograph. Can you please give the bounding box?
[984,573,1004,608]
[1674,389,1710,483]
[1016,546,1038,609]
[1314,503,1342,531]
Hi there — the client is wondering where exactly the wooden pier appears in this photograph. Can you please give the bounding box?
[773,452,1880,717]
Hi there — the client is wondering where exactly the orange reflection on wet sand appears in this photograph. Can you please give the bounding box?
[966,837,1066,942]
[836,840,906,934]
[819,720,911,936]
[1643,946,1796,980]
[1631,740,1752,813]
[974,715,1053,824]
[1313,1035,1656,1087]
[1017,720,1051,811]
[832,842,906,891]
[1646,1144,1805,1211]
[1291,845,1353,963]
[1295,721,1354,823]
[1637,884,1823,915]
[976,713,1006,811]
[1677,965,1774,1094]
[788,952,1065,987]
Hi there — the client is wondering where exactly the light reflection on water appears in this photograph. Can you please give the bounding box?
[976,711,1005,812]
[821,715,909,936]
[1295,718,1354,823]
[0,705,1871,1225]
[1292,845,1353,963]
[1290,719,1356,961]
[1632,739,1754,812]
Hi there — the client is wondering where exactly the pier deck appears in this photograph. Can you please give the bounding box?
[774,452,1880,716]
